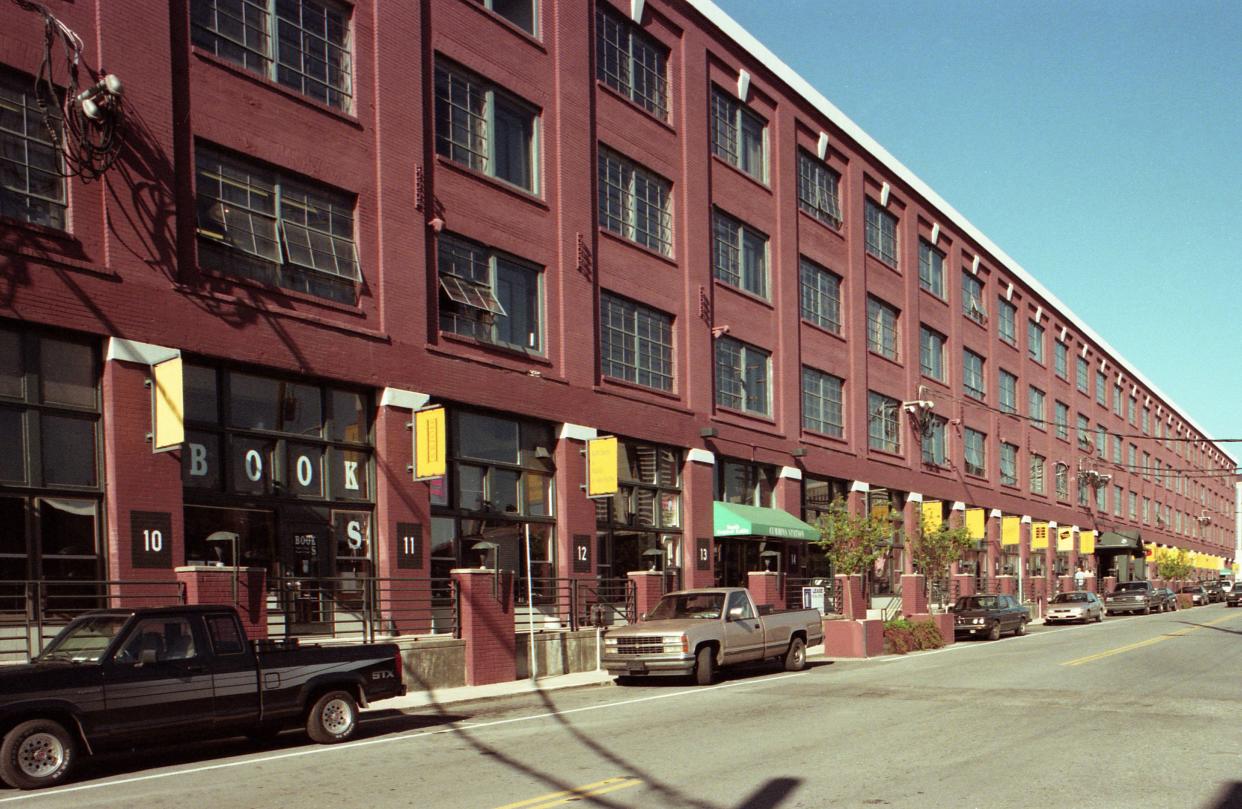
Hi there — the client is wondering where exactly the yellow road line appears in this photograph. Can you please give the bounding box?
[1062,613,1241,666]
[492,777,642,809]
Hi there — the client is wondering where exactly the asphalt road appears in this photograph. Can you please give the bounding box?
[6,604,1242,809]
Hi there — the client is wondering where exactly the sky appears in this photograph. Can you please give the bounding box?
[711,0,1242,457]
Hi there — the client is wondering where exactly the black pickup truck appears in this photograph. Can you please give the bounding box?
[0,605,405,790]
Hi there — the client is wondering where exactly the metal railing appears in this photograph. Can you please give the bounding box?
[516,577,635,632]
[0,579,187,663]
[268,576,458,642]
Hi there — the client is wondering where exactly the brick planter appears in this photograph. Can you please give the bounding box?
[821,617,883,658]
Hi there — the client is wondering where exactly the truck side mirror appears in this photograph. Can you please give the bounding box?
[138,648,159,666]
[727,606,745,621]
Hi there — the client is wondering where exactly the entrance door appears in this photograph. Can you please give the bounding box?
[714,539,760,588]
[280,522,333,634]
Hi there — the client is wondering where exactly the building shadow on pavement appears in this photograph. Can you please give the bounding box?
[1205,782,1242,809]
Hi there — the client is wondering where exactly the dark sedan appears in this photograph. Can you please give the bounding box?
[1180,585,1208,606]
[1226,588,1242,608]
[952,594,1030,640]
[1151,588,1178,612]
[1202,581,1225,603]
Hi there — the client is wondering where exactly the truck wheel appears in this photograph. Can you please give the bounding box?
[783,637,807,672]
[987,622,1001,641]
[306,690,359,744]
[1014,619,1028,637]
[0,719,76,790]
[1143,604,1151,615]
[694,646,715,686]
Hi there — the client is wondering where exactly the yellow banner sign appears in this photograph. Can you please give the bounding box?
[1056,527,1073,552]
[1001,516,1020,546]
[587,435,618,498]
[1031,521,1049,550]
[1079,530,1095,554]
[921,500,942,531]
[152,356,184,451]
[965,508,985,540]
[414,407,446,480]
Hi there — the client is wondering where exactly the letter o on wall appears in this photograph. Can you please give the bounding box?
[296,455,314,487]
[245,449,263,482]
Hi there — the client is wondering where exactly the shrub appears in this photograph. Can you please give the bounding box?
[910,620,946,650]
[882,618,944,654]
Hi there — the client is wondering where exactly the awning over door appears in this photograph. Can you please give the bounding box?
[713,502,819,541]
[1095,530,1144,555]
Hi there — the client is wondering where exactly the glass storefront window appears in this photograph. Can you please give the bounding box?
[0,408,25,483]
[0,329,22,399]
[40,337,97,408]
[596,438,682,578]
[717,460,775,507]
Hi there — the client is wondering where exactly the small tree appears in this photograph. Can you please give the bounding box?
[1156,548,1193,585]
[813,496,898,576]
[912,519,975,610]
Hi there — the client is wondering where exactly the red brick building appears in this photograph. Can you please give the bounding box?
[1,0,1235,640]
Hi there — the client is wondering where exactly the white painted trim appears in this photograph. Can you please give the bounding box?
[1048,521,1058,530]
[1100,358,1108,372]
[989,509,1003,519]
[816,131,829,160]
[737,69,750,101]
[630,0,645,23]
[1117,372,1124,385]
[1071,525,1080,534]
[1059,326,1068,342]
[1081,343,1089,358]
[687,448,716,465]
[952,501,966,511]
[779,466,803,480]
[850,480,869,493]
[907,492,923,503]
[379,388,430,410]
[930,223,940,244]
[558,423,598,442]
[1005,282,1014,301]
[970,255,980,275]
[1021,515,1032,524]
[879,182,891,207]
[1033,305,1043,323]
[106,338,179,365]
[685,0,1233,465]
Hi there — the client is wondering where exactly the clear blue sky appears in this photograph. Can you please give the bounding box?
[712,0,1242,456]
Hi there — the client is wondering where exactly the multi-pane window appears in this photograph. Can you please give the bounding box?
[595,5,667,119]
[710,87,766,182]
[1077,414,1091,449]
[1096,425,1107,459]
[599,292,673,391]
[919,241,945,298]
[1113,484,1123,516]
[866,297,899,360]
[998,299,1016,345]
[1127,396,1136,425]
[1000,443,1018,486]
[480,0,537,34]
[1113,385,1122,416]
[438,233,541,352]
[194,144,360,303]
[593,439,681,577]
[1096,482,1106,513]
[1055,401,1069,439]
[1030,454,1046,495]
[1128,443,1137,469]
[1027,321,1044,363]
[962,272,986,324]
[1141,408,1150,435]
[1111,434,1122,464]
[434,62,537,192]
[867,392,901,454]
[1076,357,1089,393]
[919,326,945,381]
[921,415,947,467]
[802,367,843,438]
[799,258,841,333]
[1128,491,1137,521]
[796,150,842,228]
[715,337,769,416]
[998,370,1017,414]
[963,350,986,400]
[1056,464,1069,500]
[964,428,986,476]
[1054,340,1068,379]
[864,200,897,267]
[1078,476,1089,508]
[1096,372,1107,406]
[0,71,65,229]
[597,146,672,255]
[712,210,768,298]
[191,0,353,110]
[1028,386,1045,429]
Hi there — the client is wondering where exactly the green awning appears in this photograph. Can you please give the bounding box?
[1096,530,1143,554]
[713,501,819,541]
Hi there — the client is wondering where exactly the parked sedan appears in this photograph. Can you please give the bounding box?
[1151,588,1178,612]
[1226,588,1242,608]
[1046,591,1104,624]
[1180,585,1209,606]
[952,595,1030,640]
[1202,581,1225,603]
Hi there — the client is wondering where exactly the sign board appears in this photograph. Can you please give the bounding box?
[396,522,422,570]
[131,511,172,569]
[921,500,942,531]
[802,586,827,616]
[586,435,619,498]
[1001,516,1020,546]
[696,537,711,571]
[572,534,591,573]
[413,407,446,480]
[1056,527,1073,552]
[965,508,986,540]
[151,356,184,451]
[1079,530,1095,554]
[1031,521,1049,550]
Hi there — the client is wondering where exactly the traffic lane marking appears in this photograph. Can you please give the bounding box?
[1061,612,1242,666]
[492,776,643,809]
[0,673,804,804]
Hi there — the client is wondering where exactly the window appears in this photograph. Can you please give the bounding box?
[597,146,672,255]
[482,0,536,35]
[1096,482,1107,513]
[717,460,777,507]
[1077,414,1091,449]
[997,299,1016,345]
[1027,321,1044,363]
[919,241,945,298]
[1127,396,1136,425]
[194,144,360,303]
[710,87,766,182]
[191,0,353,110]
[1056,463,1069,500]
[1141,452,1150,480]
[1000,443,1018,486]
[1128,443,1137,469]
[1113,385,1122,416]
[1096,372,1107,406]
[796,150,842,228]
[1128,491,1137,521]
[1078,476,1089,507]
[1028,386,1045,430]
[1096,425,1107,459]
[434,61,537,192]
[595,5,667,119]
[998,370,1017,415]
[921,415,947,467]
[919,326,944,381]
[963,350,985,401]
[1113,484,1123,516]
[0,71,65,229]
[712,210,768,298]
[715,337,769,416]
[964,428,986,476]
[799,258,841,333]
[1111,434,1122,464]
[864,200,898,267]
[1030,454,1046,495]
[600,292,673,391]
[1055,401,1069,439]
[438,234,542,352]
[594,439,681,577]
[867,392,901,454]
[1076,357,1089,393]
[1054,340,1068,379]
[1141,408,1150,435]
[866,297,899,360]
[802,367,843,438]
[962,272,987,324]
